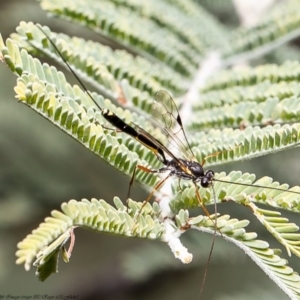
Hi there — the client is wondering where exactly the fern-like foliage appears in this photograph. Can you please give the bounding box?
[1,0,300,298]
[39,0,198,76]
[16,197,164,280]
[222,0,300,64]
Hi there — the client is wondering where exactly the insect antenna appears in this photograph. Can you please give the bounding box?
[214,178,300,195]
[199,185,218,298]
[36,25,104,114]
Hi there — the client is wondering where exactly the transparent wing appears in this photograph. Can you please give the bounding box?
[151,90,195,161]
[131,122,183,166]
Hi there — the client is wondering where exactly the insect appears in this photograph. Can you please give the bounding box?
[35,25,300,297]
[35,26,218,216]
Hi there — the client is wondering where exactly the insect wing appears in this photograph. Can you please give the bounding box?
[131,122,183,166]
[152,90,177,128]
[152,90,195,160]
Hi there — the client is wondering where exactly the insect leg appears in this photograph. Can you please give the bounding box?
[194,183,222,233]
[135,173,172,219]
[201,143,242,166]
[127,164,167,205]
[194,183,212,217]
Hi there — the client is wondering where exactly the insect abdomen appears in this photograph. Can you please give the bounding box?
[102,109,137,136]
[102,109,167,163]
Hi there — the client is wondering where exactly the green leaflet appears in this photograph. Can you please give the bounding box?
[13,21,187,98]
[8,23,300,171]
[202,60,300,93]
[222,0,300,62]
[1,34,162,187]
[193,60,300,129]
[0,1,300,298]
[39,0,197,76]
[16,198,165,280]
[170,171,300,212]
[16,195,300,297]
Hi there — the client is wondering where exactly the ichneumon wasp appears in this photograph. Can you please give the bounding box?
[34,25,300,297]
[35,26,218,216]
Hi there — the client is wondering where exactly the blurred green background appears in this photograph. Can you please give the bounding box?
[0,1,300,299]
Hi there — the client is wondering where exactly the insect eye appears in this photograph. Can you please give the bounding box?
[201,170,214,188]
[201,177,210,188]
[205,170,215,180]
